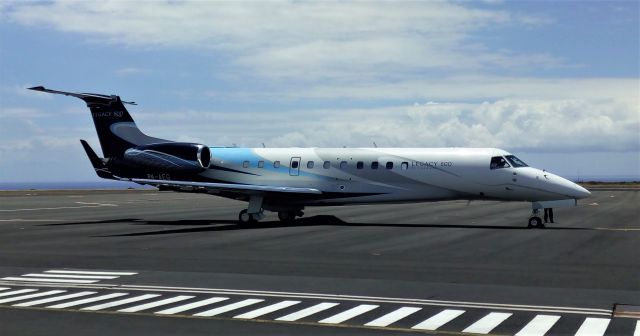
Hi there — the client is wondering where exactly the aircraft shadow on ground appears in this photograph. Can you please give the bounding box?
[39,215,594,237]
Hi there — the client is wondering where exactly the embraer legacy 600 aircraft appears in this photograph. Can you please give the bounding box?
[29,86,590,228]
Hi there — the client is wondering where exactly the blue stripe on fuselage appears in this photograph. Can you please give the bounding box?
[210,148,333,181]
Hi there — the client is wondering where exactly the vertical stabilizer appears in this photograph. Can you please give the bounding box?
[28,86,169,158]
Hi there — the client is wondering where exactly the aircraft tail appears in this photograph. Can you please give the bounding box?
[28,86,169,158]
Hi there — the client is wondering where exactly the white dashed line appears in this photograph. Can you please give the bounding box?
[193,299,264,317]
[0,289,38,298]
[155,297,229,315]
[48,293,129,309]
[21,273,118,280]
[81,294,161,311]
[365,307,422,327]
[1,277,99,284]
[412,309,465,330]
[234,300,301,319]
[319,304,379,324]
[462,312,512,334]
[14,291,97,307]
[45,270,137,276]
[118,295,194,313]
[574,317,611,336]
[515,315,561,336]
[276,302,340,322]
[0,290,66,304]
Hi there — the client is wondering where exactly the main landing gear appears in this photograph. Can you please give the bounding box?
[236,195,304,225]
[528,208,545,229]
[237,209,305,224]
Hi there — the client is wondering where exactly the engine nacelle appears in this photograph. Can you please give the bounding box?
[123,142,211,173]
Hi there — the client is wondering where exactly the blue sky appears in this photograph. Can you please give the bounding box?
[0,1,638,183]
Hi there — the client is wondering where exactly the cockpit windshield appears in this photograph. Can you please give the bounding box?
[505,155,528,168]
[490,156,510,169]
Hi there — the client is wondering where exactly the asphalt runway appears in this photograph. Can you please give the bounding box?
[0,189,638,335]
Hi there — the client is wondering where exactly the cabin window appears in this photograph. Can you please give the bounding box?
[243,160,250,168]
[323,161,331,169]
[371,161,379,169]
[356,161,364,169]
[257,160,264,168]
[386,161,393,169]
[273,161,281,168]
[291,161,299,169]
[307,161,314,169]
[340,161,348,169]
[490,156,510,170]
[401,162,408,170]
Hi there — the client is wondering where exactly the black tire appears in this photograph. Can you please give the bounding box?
[528,217,542,228]
[238,209,256,224]
[278,211,295,223]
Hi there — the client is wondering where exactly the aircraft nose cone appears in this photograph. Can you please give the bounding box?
[572,183,591,199]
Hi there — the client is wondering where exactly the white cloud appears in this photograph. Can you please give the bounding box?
[115,67,151,76]
[257,99,639,152]
[3,1,559,82]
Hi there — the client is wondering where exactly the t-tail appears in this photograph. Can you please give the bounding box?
[29,86,211,180]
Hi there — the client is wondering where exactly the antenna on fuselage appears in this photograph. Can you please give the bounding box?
[373,142,378,148]
[262,142,266,148]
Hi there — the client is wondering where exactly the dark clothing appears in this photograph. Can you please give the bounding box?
[544,208,554,223]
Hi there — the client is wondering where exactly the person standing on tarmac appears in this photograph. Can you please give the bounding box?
[544,208,554,223]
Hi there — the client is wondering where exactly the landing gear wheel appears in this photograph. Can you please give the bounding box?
[528,217,543,229]
[277,211,295,223]
[238,209,257,225]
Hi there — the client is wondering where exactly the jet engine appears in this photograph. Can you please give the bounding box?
[123,142,211,173]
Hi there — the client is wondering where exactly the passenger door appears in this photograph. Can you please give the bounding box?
[289,157,301,176]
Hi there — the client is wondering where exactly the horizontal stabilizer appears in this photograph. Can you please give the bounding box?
[80,140,115,179]
[28,86,137,105]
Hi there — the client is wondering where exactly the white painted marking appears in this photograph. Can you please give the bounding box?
[234,300,301,319]
[634,320,640,336]
[155,297,228,315]
[412,309,465,330]
[364,307,422,327]
[0,219,63,222]
[193,299,264,317]
[46,270,137,276]
[118,295,194,313]
[123,284,611,316]
[0,277,98,284]
[0,203,117,212]
[14,291,96,307]
[81,294,160,311]
[0,289,38,298]
[574,317,610,336]
[22,273,118,280]
[0,290,65,304]
[48,293,129,309]
[462,312,512,334]
[0,287,9,291]
[515,315,561,336]
[318,304,379,324]
[276,302,340,322]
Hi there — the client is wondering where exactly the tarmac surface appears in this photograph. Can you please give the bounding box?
[0,189,638,335]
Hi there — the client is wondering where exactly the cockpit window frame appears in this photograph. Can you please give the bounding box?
[505,155,528,168]
[490,156,511,170]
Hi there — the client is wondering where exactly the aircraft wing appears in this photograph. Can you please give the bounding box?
[127,178,322,195]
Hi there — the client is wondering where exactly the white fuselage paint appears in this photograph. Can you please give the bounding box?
[198,147,590,206]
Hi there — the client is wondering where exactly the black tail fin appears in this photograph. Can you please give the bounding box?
[28,86,168,158]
